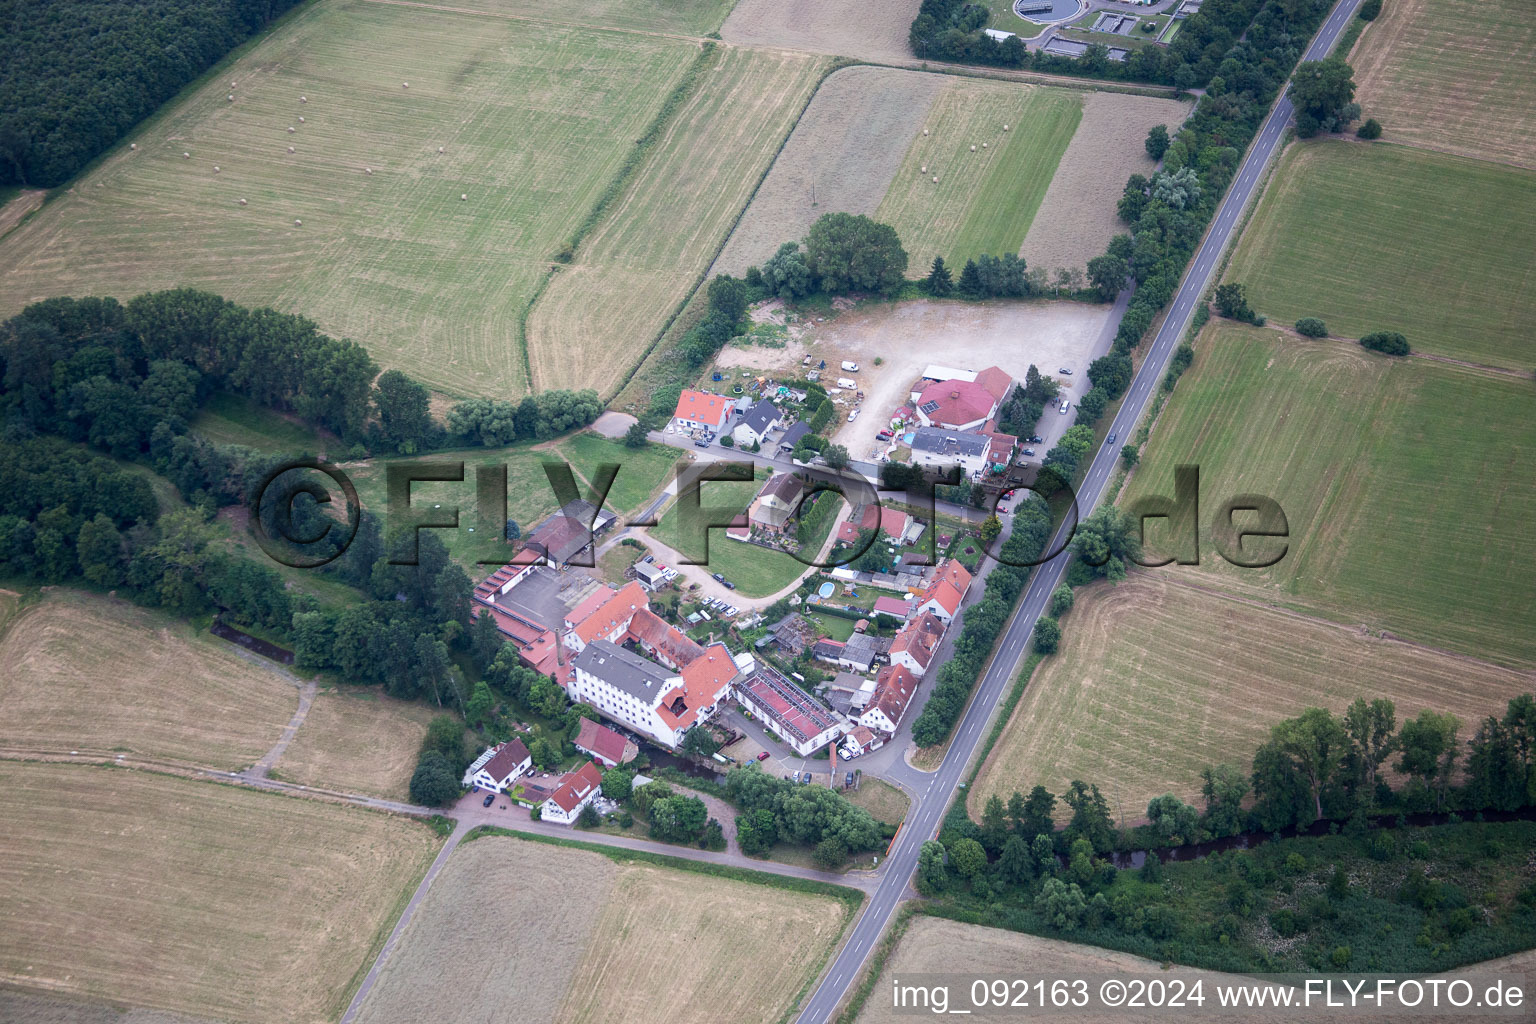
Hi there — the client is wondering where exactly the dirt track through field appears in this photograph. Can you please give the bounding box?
[1019,91,1188,272]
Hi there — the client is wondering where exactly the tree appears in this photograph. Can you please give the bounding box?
[577,804,602,828]
[1396,710,1460,809]
[1120,443,1139,469]
[1360,331,1409,356]
[420,714,467,769]
[1257,708,1348,825]
[1295,317,1328,337]
[957,258,983,298]
[504,519,521,541]
[76,513,126,587]
[680,726,721,759]
[1356,118,1382,139]
[1342,697,1396,805]
[917,840,949,894]
[1049,584,1074,616]
[1146,794,1201,845]
[926,256,953,296]
[998,834,1033,885]
[1033,616,1061,654]
[1200,763,1250,837]
[1062,780,1115,853]
[804,213,908,294]
[948,837,987,878]
[1289,57,1357,135]
[1071,506,1141,581]
[1214,282,1256,322]
[1086,254,1128,301]
[463,680,496,730]
[602,767,634,802]
[1017,785,1057,840]
[1150,166,1200,210]
[1145,124,1170,160]
[822,443,849,470]
[736,808,779,855]
[761,242,813,300]
[980,513,1002,543]
[649,794,708,842]
[375,369,432,448]
[1034,879,1087,931]
[623,421,649,448]
[408,751,459,806]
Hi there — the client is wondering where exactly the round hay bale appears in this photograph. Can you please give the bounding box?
[183,152,190,159]
[402,82,409,88]
[437,146,444,153]
[920,165,927,173]
[288,126,296,133]
[982,142,988,149]
[1004,124,1010,131]
[970,145,976,152]
[130,144,137,150]
[287,146,295,153]
[365,167,373,174]
[922,128,929,136]
[294,219,302,226]
[213,165,220,173]
[228,94,235,102]
[238,198,247,205]
[932,176,939,183]
[460,193,467,201]
[298,116,305,123]
[301,96,308,103]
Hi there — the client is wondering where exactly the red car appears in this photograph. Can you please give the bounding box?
[757,751,771,761]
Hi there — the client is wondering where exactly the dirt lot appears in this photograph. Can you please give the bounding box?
[1019,91,1189,272]
[0,764,439,1024]
[353,833,851,1024]
[721,0,922,62]
[272,686,439,800]
[0,590,297,770]
[969,576,1536,824]
[859,916,1536,1023]
[712,66,945,276]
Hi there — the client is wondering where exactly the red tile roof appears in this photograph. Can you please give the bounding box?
[934,558,974,595]
[873,595,912,618]
[548,760,604,813]
[860,504,911,537]
[477,739,530,784]
[574,718,633,766]
[627,607,705,669]
[973,365,1013,403]
[921,579,963,617]
[737,665,841,744]
[674,390,734,429]
[915,379,998,428]
[869,664,918,728]
[890,611,944,670]
[571,581,648,644]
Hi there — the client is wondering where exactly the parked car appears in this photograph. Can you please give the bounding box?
[1058,367,1073,375]
[643,554,654,563]
[847,409,859,422]
[1023,447,1036,456]
[845,771,854,787]
[757,751,771,761]
[1029,434,1043,444]
[1059,400,1071,414]
[694,439,709,448]
[482,793,495,807]
[712,572,725,582]
[877,430,893,441]
[723,580,736,590]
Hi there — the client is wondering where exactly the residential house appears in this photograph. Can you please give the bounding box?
[908,428,990,478]
[859,664,918,734]
[840,724,883,758]
[889,611,944,675]
[917,578,964,625]
[734,664,845,756]
[462,739,532,792]
[747,472,804,536]
[574,717,638,767]
[913,380,999,431]
[777,421,811,453]
[733,399,780,448]
[540,761,605,824]
[836,503,915,546]
[673,390,736,434]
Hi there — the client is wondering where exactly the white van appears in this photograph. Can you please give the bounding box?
[841,361,860,372]
[836,377,857,390]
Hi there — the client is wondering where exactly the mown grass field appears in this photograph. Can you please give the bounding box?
[0,764,439,1024]
[0,590,297,769]
[1223,140,1536,368]
[1351,0,1536,169]
[527,46,827,396]
[875,79,1082,273]
[1120,322,1536,667]
[354,834,851,1024]
[0,0,696,398]
[969,577,1536,822]
[273,686,439,800]
[440,0,738,35]
[192,391,330,452]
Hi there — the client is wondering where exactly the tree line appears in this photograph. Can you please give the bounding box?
[907,0,1272,89]
[0,0,307,187]
[725,762,888,868]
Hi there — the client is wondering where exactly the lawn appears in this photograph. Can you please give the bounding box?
[272,685,440,800]
[1120,322,1536,667]
[1351,0,1536,170]
[353,833,852,1024]
[969,576,1536,823]
[0,764,440,1024]
[0,589,298,770]
[1223,140,1536,368]
[0,0,697,398]
[875,78,1082,273]
[527,46,827,396]
[844,777,910,826]
[557,432,683,518]
[192,391,330,453]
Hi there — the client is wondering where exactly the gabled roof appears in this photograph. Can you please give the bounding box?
[860,504,911,538]
[740,399,779,434]
[627,606,704,668]
[674,390,734,428]
[986,432,1017,466]
[890,611,944,670]
[973,365,1013,403]
[933,558,974,595]
[478,739,530,783]
[575,718,633,766]
[571,638,677,701]
[759,472,803,505]
[779,421,811,448]
[921,579,963,617]
[873,595,912,618]
[571,581,648,644]
[868,664,918,726]
[547,760,604,813]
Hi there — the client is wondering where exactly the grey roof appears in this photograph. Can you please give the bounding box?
[559,498,618,529]
[910,428,988,458]
[572,639,676,700]
[779,422,811,448]
[741,400,779,434]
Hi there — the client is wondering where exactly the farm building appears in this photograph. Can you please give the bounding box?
[574,717,638,768]
[673,390,736,433]
[540,761,605,825]
[908,428,991,478]
[733,399,781,447]
[735,664,845,756]
[462,739,532,792]
[517,498,619,567]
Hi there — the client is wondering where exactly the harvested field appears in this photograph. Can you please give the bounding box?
[0,189,45,242]
[0,590,297,770]
[1019,91,1189,273]
[0,989,222,1024]
[0,0,695,398]
[712,66,946,276]
[436,0,737,35]
[353,833,851,1024]
[1121,322,1536,666]
[1224,140,1536,368]
[875,78,1081,273]
[528,46,826,395]
[272,686,438,799]
[968,576,1536,822]
[858,916,1536,1023]
[721,0,922,62]
[1351,0,1536,169]
[0,764,439,1024]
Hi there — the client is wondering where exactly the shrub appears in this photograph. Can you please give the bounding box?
[1357,117,1382,139]
[719,435,734,448]
[1294,317,1328,337]
[1033,617,1061,655]
[1359,0,1382,20]
[1360,331,1409,356]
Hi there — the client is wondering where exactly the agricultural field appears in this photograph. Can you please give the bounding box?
[354,833,852,1024]
[969,576,1536,822]
[0,0,698,398]
[720,0,922,62]
[1018,92,1189,273]
[272,686,440,799]
[1223,140,1536,368]
[1351,0,1536,169]
[874,78,1081,273]
[0,764,439,1024]
[439,0,738,35]
[527,47,826,396]
[1119,322,1536,667]
[0,590,297,770]
[712,67,947,276]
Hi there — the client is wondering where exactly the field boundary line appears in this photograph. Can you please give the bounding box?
[602,55,851,404]
[870,57,1184,98]
[1248,319,1535,379]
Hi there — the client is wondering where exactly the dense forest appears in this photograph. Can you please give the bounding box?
[0,0,307,187]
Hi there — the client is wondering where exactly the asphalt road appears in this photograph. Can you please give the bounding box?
[792,2,1364,1020]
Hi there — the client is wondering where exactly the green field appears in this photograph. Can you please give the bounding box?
[1224,140,1536,369]
[192,392,330,452]
[1122,322,1536,666]
[875,80,1082,273]
[527,46,827,396]
[0,0,696,398]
